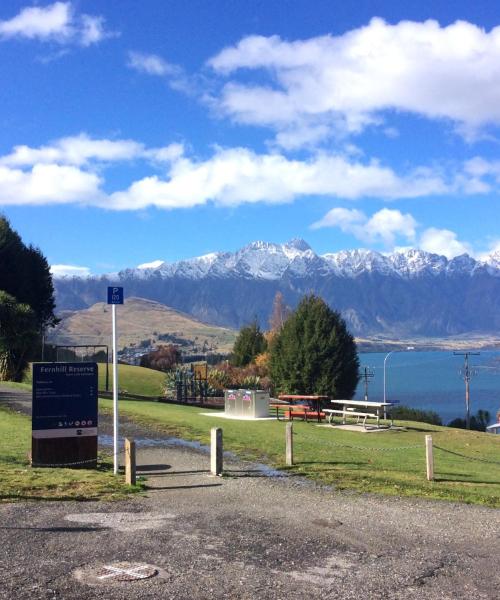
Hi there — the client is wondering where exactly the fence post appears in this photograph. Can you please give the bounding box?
[286,422,293,466]
[211,427,223,476]
[425,435,434,481]
[125,438,136,486]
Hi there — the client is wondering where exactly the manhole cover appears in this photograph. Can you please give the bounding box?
[94,562,158,582]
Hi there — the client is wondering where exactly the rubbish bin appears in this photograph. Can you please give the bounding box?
[224,389,270,418]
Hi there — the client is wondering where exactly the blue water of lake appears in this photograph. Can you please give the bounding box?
[355,351,500,425]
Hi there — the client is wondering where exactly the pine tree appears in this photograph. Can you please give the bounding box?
[0,216,57,329]
[232,320,267,367]
[269,294,359,398]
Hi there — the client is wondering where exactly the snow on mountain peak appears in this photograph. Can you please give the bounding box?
[109,241,500,283]
[137,259,164,270]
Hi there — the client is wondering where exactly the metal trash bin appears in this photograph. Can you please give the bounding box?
[224,389,270,418]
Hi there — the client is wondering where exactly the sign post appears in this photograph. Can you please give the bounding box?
[107,286,124,474]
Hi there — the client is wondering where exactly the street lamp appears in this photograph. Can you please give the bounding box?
[383,346,415,409]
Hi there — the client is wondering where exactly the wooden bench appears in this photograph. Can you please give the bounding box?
[323,408,379,428]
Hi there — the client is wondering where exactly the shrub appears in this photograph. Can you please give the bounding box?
[391,405,442,426]
[448,409,491,432]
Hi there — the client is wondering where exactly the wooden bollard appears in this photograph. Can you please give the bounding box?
[125,438,136,486]
[211,427,223,476]
[286,422,293,466]
[425,435,434,481]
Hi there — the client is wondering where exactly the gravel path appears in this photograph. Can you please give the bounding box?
[1,385,499,599]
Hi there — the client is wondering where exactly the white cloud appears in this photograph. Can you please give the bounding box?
[0,2,113,46]
[107,148,449,211]
[0,134,183,167]
[312,207,417,246]
[127,51,180,76]
[419,227,471,258]
[208,19,500,145]
[0,134,491,211]
[0,163,102,206]
[137,260,164,270]
[312,207,474,257]
[50,264,91,278]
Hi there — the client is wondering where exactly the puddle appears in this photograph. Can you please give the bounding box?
[99,435,287,478]
[253,464,288,478]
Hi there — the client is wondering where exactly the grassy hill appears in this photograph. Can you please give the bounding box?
[98,363,165,396]
[47,297,237,353]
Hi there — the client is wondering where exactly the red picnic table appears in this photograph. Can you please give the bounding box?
[277,395,329,423]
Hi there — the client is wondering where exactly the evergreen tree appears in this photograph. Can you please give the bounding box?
[0,216,57,329]
[0,292,38,381]
[232,320,267,367]
[269,294,359,399]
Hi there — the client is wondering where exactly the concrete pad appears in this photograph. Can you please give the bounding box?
[199,412,276,421]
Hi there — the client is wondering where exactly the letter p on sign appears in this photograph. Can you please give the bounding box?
[107,287,124,305]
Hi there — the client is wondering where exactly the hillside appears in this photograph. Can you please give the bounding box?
[47,297,237,353]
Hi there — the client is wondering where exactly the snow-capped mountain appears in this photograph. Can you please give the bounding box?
[54,239,500,336]
[113,239,500,281]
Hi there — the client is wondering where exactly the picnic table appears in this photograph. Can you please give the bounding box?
[269,403,309,421]
[324,399,394,429]
[277,395,329,423]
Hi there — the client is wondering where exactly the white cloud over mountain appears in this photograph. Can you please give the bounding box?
[0,2,113,46]
[208,18,500,146]
[311,207,418,246]
[419,227,472,258]
[312,207,472,258]
[50,264,91,277]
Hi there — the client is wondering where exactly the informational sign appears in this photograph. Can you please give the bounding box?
[32,362,98,438]
[193,362,208,380]
[32,362,98,467]
[107,286,124,305]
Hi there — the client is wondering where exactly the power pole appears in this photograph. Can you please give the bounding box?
[362,367,375,402]
[454,351,480,430]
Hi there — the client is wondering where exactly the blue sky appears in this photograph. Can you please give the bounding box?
[1,1,500,276]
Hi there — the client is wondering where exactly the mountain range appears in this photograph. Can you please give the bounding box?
[54,239,500,337]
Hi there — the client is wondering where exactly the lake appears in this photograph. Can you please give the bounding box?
[355,351,500,425]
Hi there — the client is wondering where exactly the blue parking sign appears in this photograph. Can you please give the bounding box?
[107,286,124,304]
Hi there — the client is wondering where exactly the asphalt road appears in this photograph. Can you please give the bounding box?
[1,385,499,599]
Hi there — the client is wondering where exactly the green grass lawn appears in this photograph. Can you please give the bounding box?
[101,398,500,507]
[97,363,165,396]
[0,406,142,502]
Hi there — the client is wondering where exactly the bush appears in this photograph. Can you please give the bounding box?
[140,344,181,372]
[207,362,270,393]
[448,409,491,432]
[390,405,442,425]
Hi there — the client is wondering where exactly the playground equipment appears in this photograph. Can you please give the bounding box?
[175,362,208,403]
[54,344,109,391]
